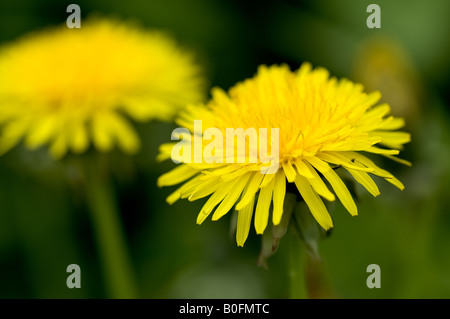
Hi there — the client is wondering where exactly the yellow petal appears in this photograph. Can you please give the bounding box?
[385,175,405,190]
[372,131,411,149]
[157,143,175,162]
[107,113,141,154]
[299,160,336,201]
[221,166,251,182]
[259,172,275,189]
[366,146,399,155]
[322,168,358,216]
[293,158,315,179]
[0,119,30,154]
[212,173,251,221]
[157,165,199,187]
[254,175,275,234]
[236,196,255,247]
[341,151,393,178]
[166,175,204,204]
[346,166,380,197]
[317,151,374,172]
[25,115,58,149]
[197,181,237,224]
[360,103,390,123]
[382,154,412,167]
[91,114,113,152]
[187,176,221,201]
[377,117,405,130]
[49,132,68,159]
[235,172,264,210]
[305,156,331,173]
[272,171,286,225]
[294,175,333,230]
[282,161,297,183]
[70,123,89,153]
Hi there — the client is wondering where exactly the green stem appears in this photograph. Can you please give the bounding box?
[288,225,308,299]
[85,158,138,299]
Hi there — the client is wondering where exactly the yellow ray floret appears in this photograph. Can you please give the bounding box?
[157,63,411,246]
[0,18,204,158]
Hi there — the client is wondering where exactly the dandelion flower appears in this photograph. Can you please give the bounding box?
[0,18,204,158]
[158,63,411,246]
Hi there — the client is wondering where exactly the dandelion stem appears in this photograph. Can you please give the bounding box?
[288,224,308,299]
[85,157,138,299]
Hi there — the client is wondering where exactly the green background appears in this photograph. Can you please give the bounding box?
[0,0,449,298]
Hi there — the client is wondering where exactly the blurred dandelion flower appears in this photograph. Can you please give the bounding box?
[0,18,204,158]
[0,17,205,299]
[158,63,411,247]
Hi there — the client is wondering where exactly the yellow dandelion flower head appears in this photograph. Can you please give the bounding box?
[0,18,205,158]
[158,63,411,246]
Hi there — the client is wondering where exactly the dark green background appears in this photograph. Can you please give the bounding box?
[0,0,449,298]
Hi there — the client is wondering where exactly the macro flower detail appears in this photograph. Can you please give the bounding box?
[0,18,204,158]
[158,63,411,246]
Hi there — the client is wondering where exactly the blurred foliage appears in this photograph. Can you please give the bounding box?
[0,0,449,298]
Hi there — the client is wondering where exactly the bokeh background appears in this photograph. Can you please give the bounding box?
[0,0,449,298]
